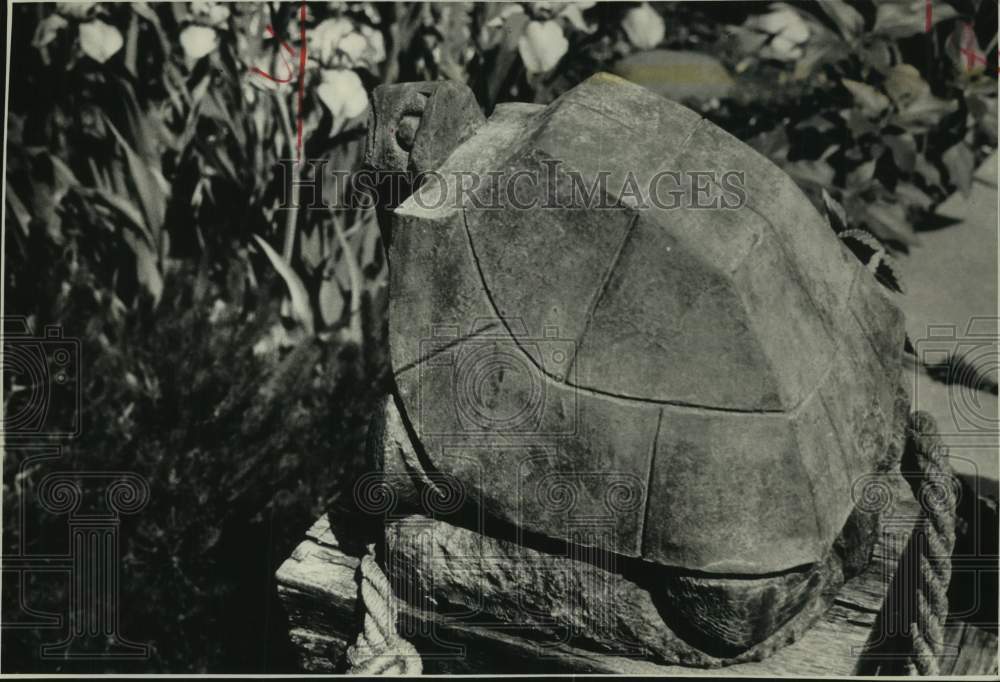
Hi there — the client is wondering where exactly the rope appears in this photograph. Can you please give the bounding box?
[344,544,423,675]
[901,411,958,676]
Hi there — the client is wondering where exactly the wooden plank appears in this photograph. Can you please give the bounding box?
[943,621,1000,676]
[276,526,358,672]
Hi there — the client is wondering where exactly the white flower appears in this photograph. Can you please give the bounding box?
[312,17,352,64]
[482,2,594,74]
[757,8,809,43]
[519,20,569,74]
[56,2,97,20]
[189,1,230,27]
[178,1,229,63]
[40,4,124,64]
[180,24,219,61]
[529,1,595,25]
[316,68,368,120]
[770,34,804,61]
[326,1,381,25]
[311,17,385,72]
[622,3,665,50]
[310,17,385,120]
[339,31,369,63]
[33,13,69,49]
[78,19,123,63]
[749,7,811,62]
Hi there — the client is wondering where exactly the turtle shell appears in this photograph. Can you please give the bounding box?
[385,73,905,575]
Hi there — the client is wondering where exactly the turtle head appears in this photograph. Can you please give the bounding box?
[364,80,485,186]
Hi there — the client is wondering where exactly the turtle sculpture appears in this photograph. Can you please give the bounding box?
[362,73,909,664]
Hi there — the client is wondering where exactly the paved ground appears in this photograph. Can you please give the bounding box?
[895,153,998,489]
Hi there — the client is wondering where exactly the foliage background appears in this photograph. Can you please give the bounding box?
[3,0,997,673]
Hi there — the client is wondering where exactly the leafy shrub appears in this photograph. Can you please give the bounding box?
[707,0,998,250]
[3,262,386,672]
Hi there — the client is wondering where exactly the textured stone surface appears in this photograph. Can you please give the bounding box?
[277,458,999,674]
[382,73,907,573]
[381,501,879,665]
[370,389,909,658]
[368,73,910,655]
[374,386,659,559]
[365,80,484,176]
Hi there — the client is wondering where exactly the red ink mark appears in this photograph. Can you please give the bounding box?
[250,25,297,83]
[963,23,979,70]
[926,2,999,76]
[249,1,308,162]
[955,21,999,75]
[297,1,307,161]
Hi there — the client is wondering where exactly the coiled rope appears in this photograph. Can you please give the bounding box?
[899,411,958,676]
[344,544,422,675]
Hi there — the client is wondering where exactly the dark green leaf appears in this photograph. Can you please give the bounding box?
[884,133,917,173]
[252,235,315,336]
[815,0,865,40]
[785,159,836,187]
[121,229,164,304]
[5,182,32,237]
[848,159,877,186]
[843,79,890,117]
[873,252,905,293]
[874,0,957,38]
[892,91,959,129]
[916,154,943,187]
[81,187,154,246]
[104,115,169,241]
[895,182,935,210]
[863,199,919,245]
[942,141,975,195]
[318,278,345,328]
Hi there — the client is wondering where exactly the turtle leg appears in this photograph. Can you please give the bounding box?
[648,386,910,660]
[366,391,445,513]
[645,505,877,660]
